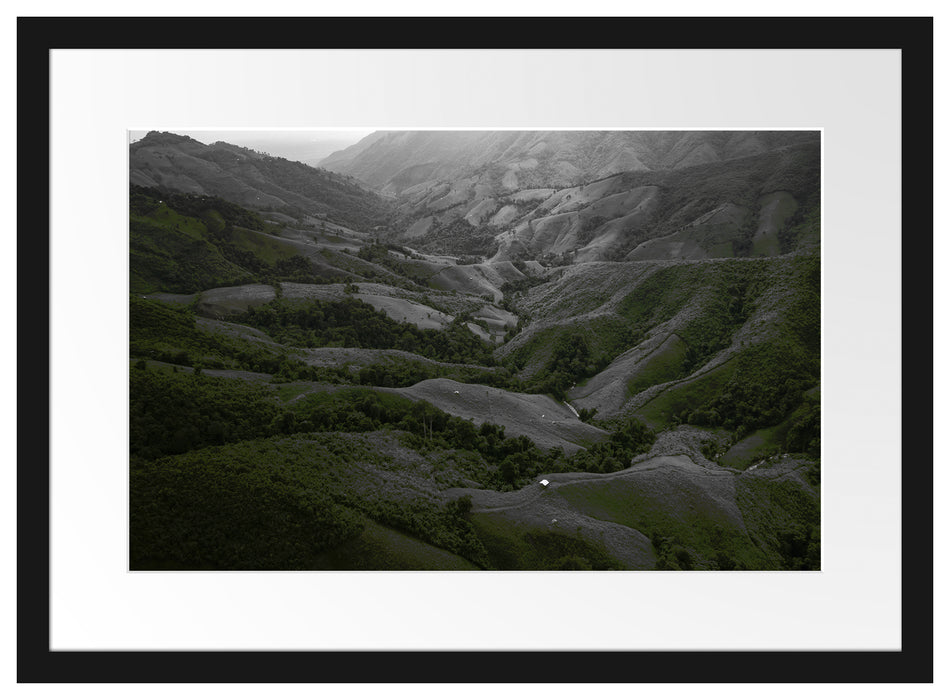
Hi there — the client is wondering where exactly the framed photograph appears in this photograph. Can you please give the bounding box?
[19,15,932,683]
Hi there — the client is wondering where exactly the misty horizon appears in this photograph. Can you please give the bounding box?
[128,129,374,165]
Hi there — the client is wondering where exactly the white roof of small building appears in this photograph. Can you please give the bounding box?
[539,479,550,486]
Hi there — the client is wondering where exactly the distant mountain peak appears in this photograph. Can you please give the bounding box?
[136,130,202,146]
[129,134,392,229]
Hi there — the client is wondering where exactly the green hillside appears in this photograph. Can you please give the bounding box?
[130,131,393,231]
[130,186,332,293]
[130,433,489,570]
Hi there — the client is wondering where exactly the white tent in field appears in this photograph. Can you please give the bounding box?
[539,479,550,487]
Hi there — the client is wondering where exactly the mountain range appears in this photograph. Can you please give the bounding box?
[321,130,820,262]
[128,129,821,571]
[130,131,390,231]
[319,130,818,191]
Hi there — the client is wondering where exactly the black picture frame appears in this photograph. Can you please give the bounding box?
[18,15,933,683]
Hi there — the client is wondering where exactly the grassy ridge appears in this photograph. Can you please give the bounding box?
[131,365,655,488]
[625,334,689,397]
[736,464,821,570]
[130,435,489,569]
[555,476,768,570]
[510,255,818,411]
[469,513,625,570]
[617,140,820,236]
[131,296,517,389]
[130,296,290,372]
[129,186,339,294]
[632,358,738,429]
[227,225,300,265]
[130,209,253,294]
[310,517,480,570]
[233,296,496,366]
[130,132,393,230]
[231,153,393,230]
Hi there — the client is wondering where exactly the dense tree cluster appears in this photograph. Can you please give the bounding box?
[130,436,488,570]
[785,402,821,456]
[355,243,431,287]
[416,217,498,257]
[234,297,496,365]
[499,274,547,298]
[525,331,609,400]
[776,524,821,570]
[130,296,288,373]
[651,532,697,571]
[575,215,609,246]
[131,445,364,569]
[678,278,760,375]
[680,341,818,443]
[130,369,282,460]
[560,416,656,474]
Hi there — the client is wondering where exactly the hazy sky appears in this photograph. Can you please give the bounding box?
[128,129,373,165]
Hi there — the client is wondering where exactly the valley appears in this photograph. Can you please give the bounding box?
[129,130,820,571]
